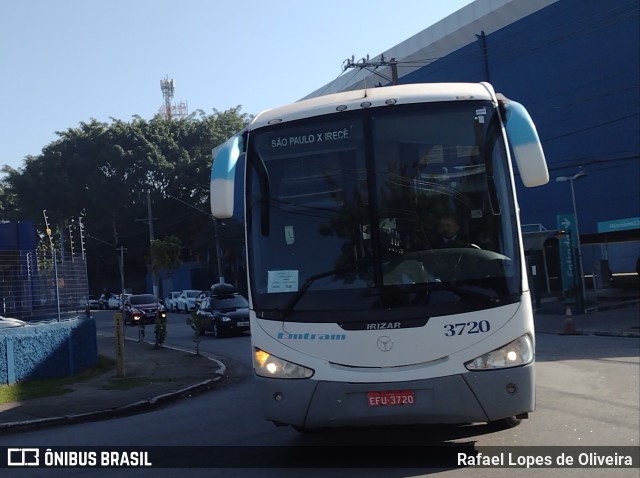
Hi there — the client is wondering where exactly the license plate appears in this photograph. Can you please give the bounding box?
[367,390,415,407]
[237,321,249,327]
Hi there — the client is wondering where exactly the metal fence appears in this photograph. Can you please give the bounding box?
[0,249,89,322]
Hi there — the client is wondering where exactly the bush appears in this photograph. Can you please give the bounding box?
[154,314,167,348]
[186,312,206,354]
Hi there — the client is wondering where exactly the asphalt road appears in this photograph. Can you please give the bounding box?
[0,310,638,478]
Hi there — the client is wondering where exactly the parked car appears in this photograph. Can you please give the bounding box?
[195,283,250,338]
[87,295,101,310]
[107,293,122,310]
[164,291,181,312]
[195,290,208,309]
[120,293,132,307]
[98,292,119,310]
[175,290,201,313]
[121,294,166,325]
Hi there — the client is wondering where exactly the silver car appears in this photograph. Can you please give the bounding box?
[164,291,181,312]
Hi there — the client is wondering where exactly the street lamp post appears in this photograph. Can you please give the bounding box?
[556,171,588,312]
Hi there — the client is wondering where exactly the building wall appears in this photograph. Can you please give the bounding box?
[401,0,639,235]
[0,221,36,250]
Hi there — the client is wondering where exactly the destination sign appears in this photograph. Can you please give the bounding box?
[270,127,351,149]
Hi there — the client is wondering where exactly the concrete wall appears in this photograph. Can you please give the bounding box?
[0,317,97,385]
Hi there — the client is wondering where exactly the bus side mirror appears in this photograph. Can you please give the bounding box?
[500,97,549,187]
[211,134,243,218]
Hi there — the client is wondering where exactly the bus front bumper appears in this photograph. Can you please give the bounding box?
[255,364,534,429]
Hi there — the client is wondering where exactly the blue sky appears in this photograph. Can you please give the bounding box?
[0,0,472,173]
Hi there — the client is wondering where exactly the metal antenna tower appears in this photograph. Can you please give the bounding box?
[160,76,175,120]
[159,75,188,120]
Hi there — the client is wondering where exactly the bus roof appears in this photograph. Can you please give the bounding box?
[250,82,497,130]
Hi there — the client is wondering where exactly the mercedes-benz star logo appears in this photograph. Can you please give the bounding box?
[377,335,393,352]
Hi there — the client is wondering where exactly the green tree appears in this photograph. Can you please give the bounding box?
[149,236,182,276]
[148,235,182,348]
[0,108,250,294]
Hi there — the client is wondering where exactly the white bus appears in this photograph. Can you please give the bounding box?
[211,82,548,431]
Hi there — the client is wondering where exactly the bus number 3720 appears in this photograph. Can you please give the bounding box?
[443,320,491,336]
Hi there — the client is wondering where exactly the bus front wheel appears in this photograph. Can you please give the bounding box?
[490,416,523,429]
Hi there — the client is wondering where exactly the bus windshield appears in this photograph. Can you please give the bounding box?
[246,101,521,322]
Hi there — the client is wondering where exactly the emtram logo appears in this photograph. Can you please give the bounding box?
[8,448,40,466]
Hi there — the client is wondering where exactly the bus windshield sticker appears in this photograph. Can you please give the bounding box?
[284,225,295,245]
[267,270,299,293]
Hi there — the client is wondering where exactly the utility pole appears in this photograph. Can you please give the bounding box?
[146,189,159,298]
[476,31,490,83]
[116,246,127,295]
[136,189,159,298]
[213,217,225,285]
[343,54,399,85]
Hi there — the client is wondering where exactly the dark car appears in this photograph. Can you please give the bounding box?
[121,293,166,325]
[196,284,250,338]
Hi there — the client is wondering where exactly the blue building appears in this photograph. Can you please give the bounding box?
[0,221,36,318]
[306,0,639,276]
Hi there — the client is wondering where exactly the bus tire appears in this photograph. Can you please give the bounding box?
[292,425,322,434]
[490,416,522,429]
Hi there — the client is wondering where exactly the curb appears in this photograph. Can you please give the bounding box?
[0,340,227,434]
[0,376,223,434]
[549,329,640,338]
[585,299,640,313]
[126,336,228,378]
[591,330,640,338]
[0,376,223,433]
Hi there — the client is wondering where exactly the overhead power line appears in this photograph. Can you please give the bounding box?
[342,55,399,85]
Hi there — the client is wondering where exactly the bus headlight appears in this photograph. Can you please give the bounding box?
[253,348,314,379]
[465,335,533,370]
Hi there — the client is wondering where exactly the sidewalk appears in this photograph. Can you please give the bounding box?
[534,300,640,337]
[0,334,226,433]
[533,276,640,337]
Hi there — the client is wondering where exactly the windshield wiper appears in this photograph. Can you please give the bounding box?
[427,281,503,304]
[383,281,503,305]
[276,268,505,320]
[277,260,373,320]
[277,270,336,320]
